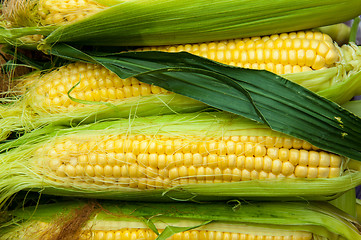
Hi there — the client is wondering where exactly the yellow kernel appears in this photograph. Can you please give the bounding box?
[267,147,279,160]
[319,152,331,167]
[197,166,206,181]
[330,154,342,167]
[245,156,255,171]
[64,165,76,177]
[329,167,341,178]
[94,165,104,177]
[325,49,339,65]
[250,170,259,180]
[236,156,246,169]
[292,139,303,149]
[265,136,275,147]
[231,168,242,181]
[278,148,289,161]
[104,165,113,177]
[308,151,320,167]
[244,142,255,156]
[113,165,121,178]
[271,159,282,175]
[299,150,309,166]
[75,165,85,177]
[294,165,308,178]
[85,165,95,177]
[318,167,330,178]
[289,149,300,165]
[254,157,264,171]
[49,158,62,170]
[281,161,295,176]
[254,144,266,157]
[169,168,179,180]
[307,167,318,178]
[263,156,273,172]
[241,169,251,181]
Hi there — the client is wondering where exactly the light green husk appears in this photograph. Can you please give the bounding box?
[342,100,361,117]
[0,112,360,209]
[329,189,357,217]
[1,0,361,48]
[1,200,360,240]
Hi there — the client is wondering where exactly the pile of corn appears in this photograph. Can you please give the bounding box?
[1,1,361,239]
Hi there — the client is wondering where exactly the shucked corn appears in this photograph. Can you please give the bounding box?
[137,31,340,74]
[14,31,340,114]
[34,132,342,190]
[24,62,168,113]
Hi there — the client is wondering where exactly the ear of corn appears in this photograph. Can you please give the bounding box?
[0,112,360,207]
[1,200,360,240]
[1,0,361,48]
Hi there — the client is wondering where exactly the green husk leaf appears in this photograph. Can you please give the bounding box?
[2,0,361,47]
[47,43,361,161]
[328,189,357,217]
[1,200,361,240]
[0,113,361,207]
[342,100,361,116]
[349,17,361,43]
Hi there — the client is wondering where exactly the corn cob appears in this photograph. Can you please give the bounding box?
[21,62,169,114]
[137,31,339,75]
[2,0,361,47]
[1,201,360,240]
[35,131,342,189]
[1,112,360,204]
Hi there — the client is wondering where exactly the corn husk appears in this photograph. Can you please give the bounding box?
[1,200,360,240]
[1,0,361,48]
